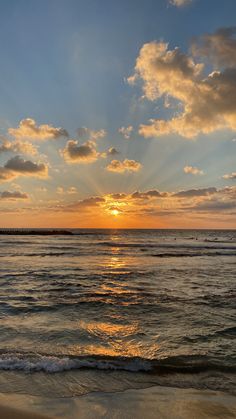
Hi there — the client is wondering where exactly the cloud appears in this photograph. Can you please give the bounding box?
[77,127,106,141]
[169,0,192,6]
[131,190,168,199]
[8,118,68,141]
[4,156,48,178]
[37,187,47,192]
[67,187,77,194]
[62,136,119,163]
[0,139,38,155]
[61,139,99,163]
[0,168,17,182]
[222,172,236,180]
[192,27,236,68]
[103,147,119,157]
[129,30,236,138]
[0,190,29,200]
[184,165,204,175]
[62,127,107,164]
[106,159,142,173]
[109,193,127,200]
[61,196,106,212]
[119,126,133,139]
[56,186,64,195]
[174,187,217,197]
[192,198,236,212]
[40,186,236,225]
[56,186,78,195]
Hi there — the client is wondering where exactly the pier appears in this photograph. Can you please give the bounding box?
[0,229,73,235]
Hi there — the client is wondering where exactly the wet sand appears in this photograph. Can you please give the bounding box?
[0,385,235,418]
[0,404,54,418]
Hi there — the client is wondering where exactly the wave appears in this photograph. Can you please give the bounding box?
[151,252,236,257]
[96,241,236,250]
[0,352,235,375]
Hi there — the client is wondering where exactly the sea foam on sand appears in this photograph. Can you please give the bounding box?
[0,385,235,419]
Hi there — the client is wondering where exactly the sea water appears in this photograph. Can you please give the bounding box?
[0,229,235,398]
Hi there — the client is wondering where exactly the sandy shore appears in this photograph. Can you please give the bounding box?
[0,404,54,419]
[0,386,235,418]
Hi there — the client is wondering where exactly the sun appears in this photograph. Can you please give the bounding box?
[111,209,120,216]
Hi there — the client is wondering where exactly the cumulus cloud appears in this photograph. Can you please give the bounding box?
[106,159,142,173]
[0,190,29,200]
[129,29,236,138]
[61,126,108,164]
[184,165,204,175]
[8,118,68,141]
[62,137,119,164]
[222,172,236,180]
[4,156,48,178]
[61,140,99,163]
[119,126,133,139]
[0,139,38,155]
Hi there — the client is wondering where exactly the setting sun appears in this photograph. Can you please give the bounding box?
[111,209,120,216]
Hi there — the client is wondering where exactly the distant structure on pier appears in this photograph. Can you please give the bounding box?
[0,229,73,235]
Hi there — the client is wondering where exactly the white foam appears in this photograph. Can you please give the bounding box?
[0,354,152,373]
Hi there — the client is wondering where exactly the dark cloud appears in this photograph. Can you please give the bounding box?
[61,140,99,163]
[106,147,119,156]
[131,190,167,199]
[192,27,236,68]
[0,190,29,200]
[4,156,48,177]
[174,187,217,198]
[193,199,236,212]
[61,196,106,212]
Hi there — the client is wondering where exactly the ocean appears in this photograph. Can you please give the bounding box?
[0,229,235,400]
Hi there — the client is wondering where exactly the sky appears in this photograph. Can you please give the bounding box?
[0,0,236,228]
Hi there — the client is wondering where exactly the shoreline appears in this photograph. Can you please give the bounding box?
[0,385,235,419]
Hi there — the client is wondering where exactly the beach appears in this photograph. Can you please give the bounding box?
[0,386,235,418]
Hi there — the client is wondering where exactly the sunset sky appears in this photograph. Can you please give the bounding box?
[0,0,236,228]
